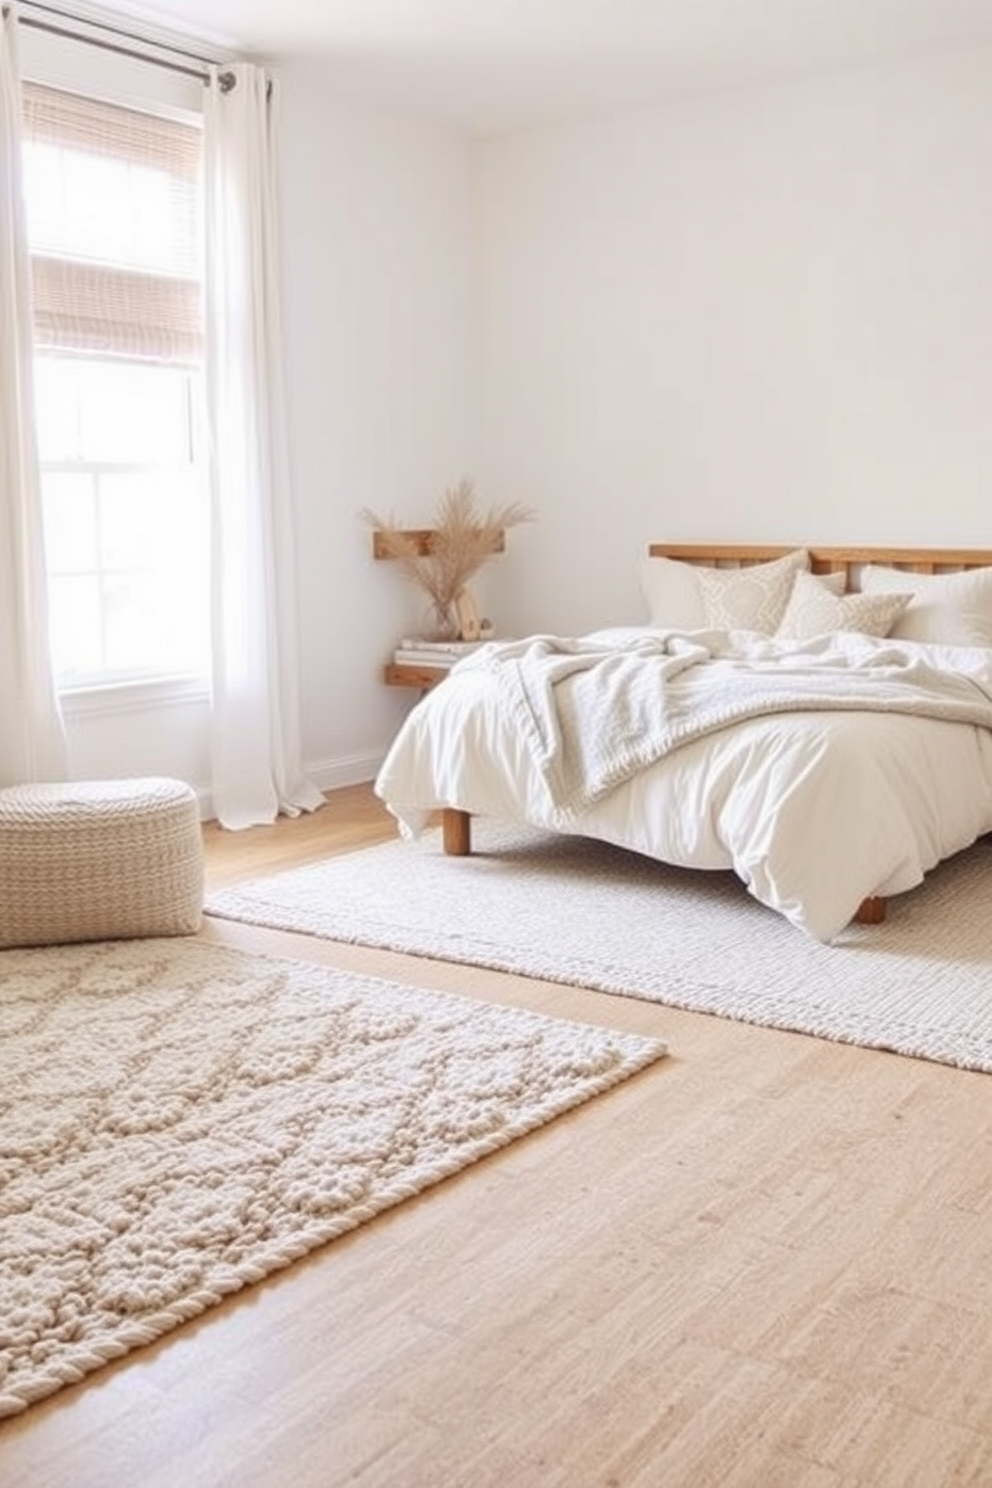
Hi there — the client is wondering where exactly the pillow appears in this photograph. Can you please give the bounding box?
[639,556,707,630]
[695,548,809,632]
[776,569,911,641]
[812,570,847,596]
[860,564,992,648]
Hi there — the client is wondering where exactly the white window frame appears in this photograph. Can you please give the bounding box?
[19,32,212,706]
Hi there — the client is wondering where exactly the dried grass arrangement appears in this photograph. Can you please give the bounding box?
[364,478,533,639]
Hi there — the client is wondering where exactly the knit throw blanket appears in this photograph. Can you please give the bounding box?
[460,630,992,818]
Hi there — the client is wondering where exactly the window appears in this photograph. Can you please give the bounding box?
[21,84,209,689]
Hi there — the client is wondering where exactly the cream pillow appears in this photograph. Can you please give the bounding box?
[694,548,809,632]
[639,556,707,629]
[810,570,847,596]
[860,564,992,648]
[777,570,911,640]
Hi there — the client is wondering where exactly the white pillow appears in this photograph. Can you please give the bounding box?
[639,556,707,630]
[860,564,992,647]
[777,569,911,641]
[811,570,847,596]
[695,548,809,632]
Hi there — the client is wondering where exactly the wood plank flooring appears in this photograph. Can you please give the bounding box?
[3,784,992,1487]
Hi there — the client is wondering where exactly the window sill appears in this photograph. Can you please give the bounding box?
[59,675,210,718]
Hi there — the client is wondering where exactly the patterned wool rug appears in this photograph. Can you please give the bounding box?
[0,937,665,1419]
[206,821,992,1072]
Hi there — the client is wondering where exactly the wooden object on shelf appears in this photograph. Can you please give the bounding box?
[373,529,505,559]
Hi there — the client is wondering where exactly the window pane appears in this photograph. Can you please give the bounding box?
[79,362,191,464]
[35,358,209,685]
[103,572,207,675]
[40,472,97,572]
[35,357,194,465]
[99,469,196,570]
[20,144,65,252]
[47,575,103,678]
[33,358,81,462]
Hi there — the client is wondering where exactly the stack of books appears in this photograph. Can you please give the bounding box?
[392,637,489,669]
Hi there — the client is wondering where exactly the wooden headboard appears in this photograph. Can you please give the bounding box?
[647,544,992,589]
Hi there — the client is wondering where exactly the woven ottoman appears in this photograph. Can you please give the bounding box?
[0,777,203,949]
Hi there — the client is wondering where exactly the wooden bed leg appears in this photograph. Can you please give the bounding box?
[855,896,886,925]
[442,808,472,856]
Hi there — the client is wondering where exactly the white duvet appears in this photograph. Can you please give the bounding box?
[374,628,992,940]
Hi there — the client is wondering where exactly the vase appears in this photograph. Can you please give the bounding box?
[423,597,461,642]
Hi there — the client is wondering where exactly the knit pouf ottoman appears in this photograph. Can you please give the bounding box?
[0,777,203,949]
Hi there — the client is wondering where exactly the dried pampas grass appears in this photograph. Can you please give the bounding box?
[363,478,533,635]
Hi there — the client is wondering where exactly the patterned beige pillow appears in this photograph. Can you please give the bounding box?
[860,564,992,647]
[696,549,809,632]
[777,570,911,640]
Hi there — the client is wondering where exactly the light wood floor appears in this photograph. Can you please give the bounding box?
[4,784,992,1487]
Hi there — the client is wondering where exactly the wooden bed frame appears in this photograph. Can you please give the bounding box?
[440,543,992,927]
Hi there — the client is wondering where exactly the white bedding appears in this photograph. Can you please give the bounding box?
[374,628,992,941]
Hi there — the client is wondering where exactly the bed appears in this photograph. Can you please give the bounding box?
[374,543,992,940]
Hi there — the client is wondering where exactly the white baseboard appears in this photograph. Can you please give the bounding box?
[195,750,383,822]
[307,751,383,793]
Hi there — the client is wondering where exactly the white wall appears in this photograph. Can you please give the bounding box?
[276,67,479,788]
[478,47,992,637]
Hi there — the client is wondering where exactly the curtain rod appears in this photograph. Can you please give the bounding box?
[8,1,236,89]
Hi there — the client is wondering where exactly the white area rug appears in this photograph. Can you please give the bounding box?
[206,821,992,1072]
[0,937,664,1419]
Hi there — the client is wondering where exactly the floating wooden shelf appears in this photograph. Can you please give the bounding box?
[383,661,448,690]
[372,528,505,559]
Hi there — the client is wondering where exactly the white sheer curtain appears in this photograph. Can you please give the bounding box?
[0,5,66,786]
[203,63,322,829]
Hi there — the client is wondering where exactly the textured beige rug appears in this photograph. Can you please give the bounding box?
[0,937,665,1419]
[206,821,992,1072]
